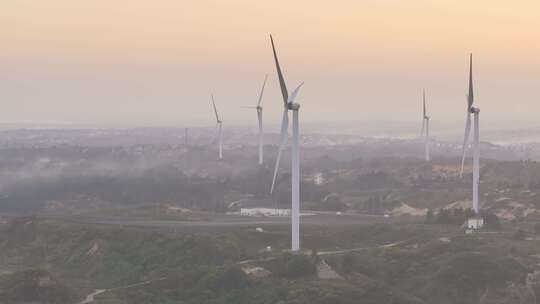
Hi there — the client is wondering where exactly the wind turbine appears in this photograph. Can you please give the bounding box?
[420,90,430,161]
[211,95,223,160]
[269,34,304,252]
[245,75,268,165]
[459,54,480,214]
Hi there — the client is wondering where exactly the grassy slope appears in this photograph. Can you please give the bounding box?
[1,217,539,304]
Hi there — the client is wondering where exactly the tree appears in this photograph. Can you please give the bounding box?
[212,266,250,290]
[534,223,540,234]
[425,209,434,223]
[283,255,316,278]
[436,209,451,224]
[482,211,501,229]
[311,248,319,262]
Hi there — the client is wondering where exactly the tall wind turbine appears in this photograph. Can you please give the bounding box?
[245,75,268,165]
[420,90,431,161]
[269,34,304,252]
[211,95,223,160]
[459,54,480,214]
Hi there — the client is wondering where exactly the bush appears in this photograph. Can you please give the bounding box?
[512,229,526,240]
[341,253,357,274]
[214,266,250,290]
[0,269,76,304]
[272,253,316,278]
[285,255,317,278]
[425,209,434,223]
[534,223,540,234]
[426,253,526,304]
[199,266,250,292]
[482,211,501,229]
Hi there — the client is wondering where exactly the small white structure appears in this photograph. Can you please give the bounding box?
[242,266,271,278]
[240,208,290,217]
[466,216,484,230]
[313,172,325,185]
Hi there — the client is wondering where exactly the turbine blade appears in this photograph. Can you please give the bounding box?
[421,90,426,136]
[287,82,304,104]
[270,108,289,194]
[278,108,289,147]
[257,108,263,132]
[423,89,426,118]
[460,112,472,177]
[212,122,219,143]
[257,74,268,107]
[211,94,219,122]
[270,35,289,105]
[468,54,474,110]
[219,122,223,140]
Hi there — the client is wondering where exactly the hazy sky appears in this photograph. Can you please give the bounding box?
[1,0,539,128]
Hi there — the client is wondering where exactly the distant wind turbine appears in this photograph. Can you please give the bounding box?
[211,95,223,160]
[245,75,268,165]
[269,34,304,252]
[420,89,431,161]
[459,54,480,214]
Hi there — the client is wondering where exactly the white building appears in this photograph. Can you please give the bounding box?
[466,216,484,230]
[240,208,291,217]
[313,172,325,185]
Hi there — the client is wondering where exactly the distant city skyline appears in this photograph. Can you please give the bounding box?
[1,0,539,127]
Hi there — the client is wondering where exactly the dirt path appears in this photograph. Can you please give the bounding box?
[317,241,404,256]
[78,289,106,304]
[78,277,166,304]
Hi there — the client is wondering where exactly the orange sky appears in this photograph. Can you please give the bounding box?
[1,0,539,127]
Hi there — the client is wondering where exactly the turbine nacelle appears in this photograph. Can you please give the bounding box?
[469,107,480,114]
[288,103,300,111]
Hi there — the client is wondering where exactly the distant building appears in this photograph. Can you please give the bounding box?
[466,216,484,230]
[313,172,325,185]
[240,208,290,217]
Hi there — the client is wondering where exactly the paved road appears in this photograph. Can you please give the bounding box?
[68,212,417,229]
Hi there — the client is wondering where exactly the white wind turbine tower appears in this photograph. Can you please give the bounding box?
[460,54,480,215]
[269,34,304,252]
[420,90,431,161]
[211,95,223,160]
[245,75,268,165]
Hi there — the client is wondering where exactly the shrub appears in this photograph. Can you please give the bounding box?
[534,223,540,234]
[512,229,526,240]
[272,253,316,278]
[341,253,357,274]
[285,255,317,278]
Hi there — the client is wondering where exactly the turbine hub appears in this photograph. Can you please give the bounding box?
[288,103,300,110]
[470,107,480,114]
